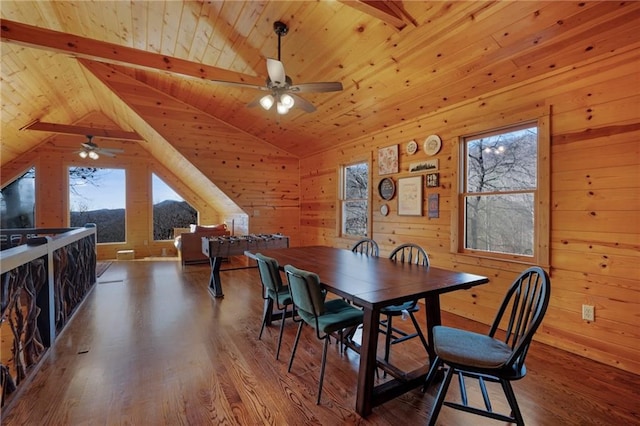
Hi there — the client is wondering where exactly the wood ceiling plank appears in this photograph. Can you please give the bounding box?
[145,1,163,53]
[130,0,148,51]
[161,0,183,56]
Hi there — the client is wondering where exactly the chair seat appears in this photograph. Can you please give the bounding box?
[434,326,512,369]
[381,301,419,315]
[268,285,292,306]
[298,299,364,334]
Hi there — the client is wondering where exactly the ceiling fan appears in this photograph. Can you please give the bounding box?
[77,135,124,160]
[212,21,343,114]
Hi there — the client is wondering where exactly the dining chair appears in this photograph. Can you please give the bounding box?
[422,266,551,426]
[380,243,430,367]
[351,238,379,256]
[284,264,364,404]
[255,253,292,360]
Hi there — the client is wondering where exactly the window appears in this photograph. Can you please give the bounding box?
[457,119,549,264]
[69,167,126,243]
[1,167,35,229]
[340,162,369,237]
[152,173,197,240]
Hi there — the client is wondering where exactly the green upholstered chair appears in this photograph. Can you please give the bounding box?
[284,264,364,404]
[380,243,430,367]
[422,266,551,426]
[351,238,379,256]
[255,253,292,360]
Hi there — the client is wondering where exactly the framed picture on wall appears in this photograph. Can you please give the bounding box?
[378,145,399,175]
[397,175,423,216]
[426,173,439,188]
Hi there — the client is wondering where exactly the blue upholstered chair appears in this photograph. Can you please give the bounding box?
[284,264,364,404]
[423,266,551,426]
[255,253,292,360]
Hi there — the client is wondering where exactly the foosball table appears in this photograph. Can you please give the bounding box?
[202,234,289,297]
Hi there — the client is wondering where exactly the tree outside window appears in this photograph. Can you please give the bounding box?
[463,124,538,257]
[341,162,369,237]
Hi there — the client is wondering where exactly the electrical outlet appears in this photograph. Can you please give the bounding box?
[143,240,148,246]
[582,304,595,322]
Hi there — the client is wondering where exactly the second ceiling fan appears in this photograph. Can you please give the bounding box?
[213,21,343,114]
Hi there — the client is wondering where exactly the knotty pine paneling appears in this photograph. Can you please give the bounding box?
[300,48,640,373]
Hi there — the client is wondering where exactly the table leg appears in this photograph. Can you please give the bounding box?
[423,294,441,362]
[208,256,224,298]
[355,307,380,417]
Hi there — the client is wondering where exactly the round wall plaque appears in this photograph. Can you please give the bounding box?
[380,204,390,216]
[378,177,396,200]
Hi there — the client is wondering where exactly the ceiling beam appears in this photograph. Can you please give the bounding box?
[0,18,265,86]
[340,1,417,30]
[22,120,143,140]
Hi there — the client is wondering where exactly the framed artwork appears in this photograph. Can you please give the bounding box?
[409,159,439,173]
[378,145,399,175]
[426,173,440,188]
[397,175,423,216]
[428,193,439,218]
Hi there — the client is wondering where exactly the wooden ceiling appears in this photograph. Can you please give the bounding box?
[2,1,639,165]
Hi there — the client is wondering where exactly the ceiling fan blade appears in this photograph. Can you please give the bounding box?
[97,150,117,157]
[289,94,317,113]
[289,82,343,93]
[266,58,287,87]
[100,148,124,154]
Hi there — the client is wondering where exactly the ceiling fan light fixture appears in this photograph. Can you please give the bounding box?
[88,151,99,160]
[281,93,295,109]
[259,94,275,110]
[79,150,88,159]
[276,101,290,115]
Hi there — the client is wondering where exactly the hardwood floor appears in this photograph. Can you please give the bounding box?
[2,259,638,425]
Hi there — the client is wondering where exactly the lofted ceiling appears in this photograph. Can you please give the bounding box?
[2,1,640,166]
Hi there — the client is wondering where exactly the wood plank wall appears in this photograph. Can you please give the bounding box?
[299,48,640,374]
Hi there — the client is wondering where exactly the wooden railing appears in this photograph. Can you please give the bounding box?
[0,226,96,406]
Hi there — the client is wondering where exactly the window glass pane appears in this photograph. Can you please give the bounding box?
[466,126,537,193]
[343,201,368,236]
[1,167,35,229]
[345,163,368,199]
[341,161,368,237]
[152,174,197,240]
[69,167,126,243]
[465,193,534,256]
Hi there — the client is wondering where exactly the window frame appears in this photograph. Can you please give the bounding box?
[338,159,371,239]
[451,114,550,267]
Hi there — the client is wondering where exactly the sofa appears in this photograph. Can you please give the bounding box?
[174,224,230,267]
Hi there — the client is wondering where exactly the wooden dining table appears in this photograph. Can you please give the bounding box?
[245,245,489,417]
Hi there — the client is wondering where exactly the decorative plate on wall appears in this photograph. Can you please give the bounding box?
[423,134,442,156]
[406,140,418,155]
[380,204,389,216]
